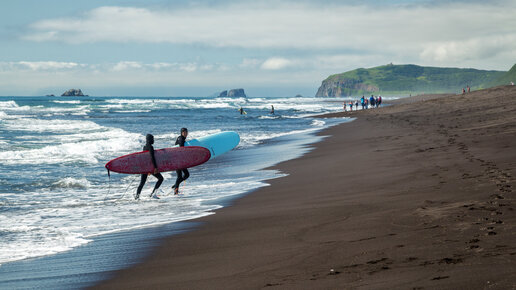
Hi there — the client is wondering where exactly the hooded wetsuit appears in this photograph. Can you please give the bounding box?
[173,135,189,190]
[135,134,164,199]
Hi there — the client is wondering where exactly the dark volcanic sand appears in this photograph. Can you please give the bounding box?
[95,85,516,289]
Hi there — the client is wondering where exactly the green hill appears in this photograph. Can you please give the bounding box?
[489,64,516,87]
[316,64,511,97]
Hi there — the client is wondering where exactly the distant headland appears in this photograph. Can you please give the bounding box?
[316,63,516,97]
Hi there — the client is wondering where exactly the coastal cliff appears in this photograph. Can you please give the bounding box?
[316,64,509,97]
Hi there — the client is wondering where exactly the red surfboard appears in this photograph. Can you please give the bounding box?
[105,146,211,174]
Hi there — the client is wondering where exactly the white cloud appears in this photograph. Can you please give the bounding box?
[15,61,81,71]
[22,1,516,67]
[420,34,516,63]
[261,57,293,70]
[112,61,143,71]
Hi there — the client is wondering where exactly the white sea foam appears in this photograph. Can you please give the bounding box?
[51,177,92,189]
[98,97,346,113]
[311,119,326,126]
[0,100,90,116]
[0,118,141,165]
[52,100,81,104]
[0,100,18,108]
[3,118,103,133]
[112,110,151,113]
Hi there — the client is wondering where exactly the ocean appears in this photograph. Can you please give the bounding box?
[0,95,351,287]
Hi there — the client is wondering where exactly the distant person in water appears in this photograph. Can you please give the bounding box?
[172,128,190,195]
[239,107,246,115]
[135,134,163,200]
[270,105,275,114]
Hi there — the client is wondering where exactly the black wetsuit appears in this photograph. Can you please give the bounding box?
[173,135,189,190]
[136,142,164,199]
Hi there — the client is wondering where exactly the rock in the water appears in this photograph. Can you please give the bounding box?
[218,88,246,98]
[294,94,303,98]
[61,89,84,97]
[218,90,228,98]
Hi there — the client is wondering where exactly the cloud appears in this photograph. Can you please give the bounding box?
[261,57,293,70]
[112,61,143,71]
[21,1,516,67]
[420,34,516,62]
[14,61,82,71]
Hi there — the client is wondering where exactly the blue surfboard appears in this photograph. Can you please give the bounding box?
[184,131,240,159]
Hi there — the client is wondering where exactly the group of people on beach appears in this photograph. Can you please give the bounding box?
[135,128,190,200]
[344,95,382,111]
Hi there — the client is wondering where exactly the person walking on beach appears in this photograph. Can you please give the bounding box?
[355,100,359,110]
[467,86,470,93]
[349,101,353,111]
[135,134,163,200]
[369,95,375,108]
[361,96,365,110]
[378,96,382,107]
[172,128,190,195]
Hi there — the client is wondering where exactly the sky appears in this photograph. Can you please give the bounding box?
[0,0,515,97]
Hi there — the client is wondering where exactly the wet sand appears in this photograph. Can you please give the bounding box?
[95,85,516,289]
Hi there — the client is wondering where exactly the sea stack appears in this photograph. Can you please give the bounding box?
[61,89,85,97]
[218,88,247,98]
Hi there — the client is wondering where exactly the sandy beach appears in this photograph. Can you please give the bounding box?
[95,85,516,289]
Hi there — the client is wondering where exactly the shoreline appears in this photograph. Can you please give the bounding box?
[0,117,349,289]
[94,85,515,288]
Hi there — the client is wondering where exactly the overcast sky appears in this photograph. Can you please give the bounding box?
[1,0,515,96]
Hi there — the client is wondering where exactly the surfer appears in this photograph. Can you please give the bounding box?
[135,134,163,200]
[172,128,190,195]
[270,105,275,114]
[239,107,246,115]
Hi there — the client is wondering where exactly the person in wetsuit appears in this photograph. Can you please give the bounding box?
[172,128,190,194]
[135,134,163,200]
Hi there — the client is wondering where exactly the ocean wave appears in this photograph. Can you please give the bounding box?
[51,177,91,189]
[52,100,81,104]
[3,118,103,133]
[0,121,141,165]
[311,119,326,126]
[0,100,18,108]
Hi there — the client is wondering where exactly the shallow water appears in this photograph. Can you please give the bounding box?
[0,95,351,266]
